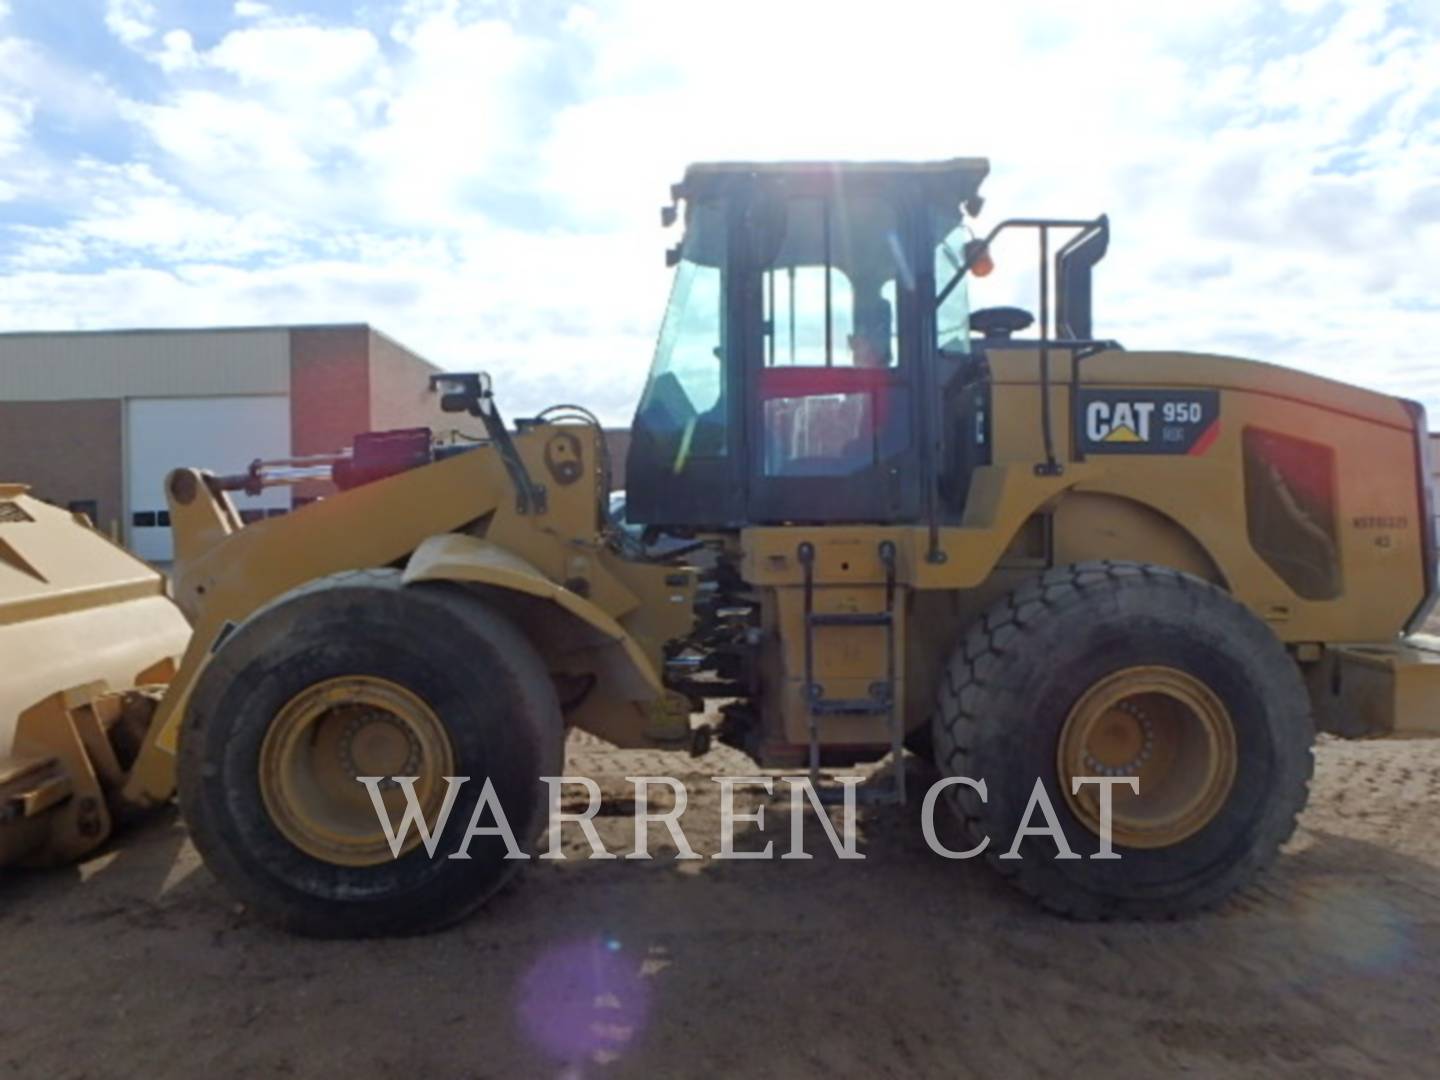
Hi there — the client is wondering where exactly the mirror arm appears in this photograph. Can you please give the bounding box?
[429,373,548,514]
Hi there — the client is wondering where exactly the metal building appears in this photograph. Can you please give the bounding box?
[0,324,446,560]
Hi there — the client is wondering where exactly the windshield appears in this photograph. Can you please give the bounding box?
[635,200,728,474]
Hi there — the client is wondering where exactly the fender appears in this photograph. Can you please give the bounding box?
[1067,474,1255,595]
[910,464,1231,592]
[1051,490,1227,586]
[402,533,663,698]
[123,456,506,799]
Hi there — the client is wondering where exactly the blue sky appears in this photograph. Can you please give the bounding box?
[0,0,1437,422]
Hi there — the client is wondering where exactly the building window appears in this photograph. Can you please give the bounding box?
[132,511,156,528]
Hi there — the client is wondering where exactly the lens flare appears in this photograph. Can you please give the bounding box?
[1295,880,1412,974]
[516,937,652,1066]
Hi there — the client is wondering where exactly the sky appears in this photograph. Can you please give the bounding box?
[0,0,1438,424]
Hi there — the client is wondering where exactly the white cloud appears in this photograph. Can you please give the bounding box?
[353,11,548,224]
[156,29,199,72]
[0,236,661,420]
[114,9,550,230]
[2,0,1438,426]
[207,26,380,88]
[138,90,316,177]
[104,0,157,45]
[0,91,30,156]
[0,36,123,126]
[0,36,130,205]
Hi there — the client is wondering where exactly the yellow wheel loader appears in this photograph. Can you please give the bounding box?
[4,158,1439,934]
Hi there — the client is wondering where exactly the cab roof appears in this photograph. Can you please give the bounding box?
[674,157,991,206]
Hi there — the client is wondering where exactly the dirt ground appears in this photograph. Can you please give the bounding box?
[2,727,1439,1079]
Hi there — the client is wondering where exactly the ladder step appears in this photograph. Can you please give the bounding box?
[808,612,892,627]
[810,698,892,716]
[799,538,906,803]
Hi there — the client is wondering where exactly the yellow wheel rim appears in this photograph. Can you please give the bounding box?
[259,676,455,866]
[1058,665,1237,850]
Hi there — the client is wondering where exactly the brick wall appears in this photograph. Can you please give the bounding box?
[287,327,372,500]
[367,330,449,435]
[288,327,372,459]
[0,399,123,532]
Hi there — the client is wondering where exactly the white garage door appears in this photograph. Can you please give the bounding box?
[126,396,292,563]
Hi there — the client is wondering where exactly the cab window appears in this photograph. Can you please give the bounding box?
[757,195,910,478]
[936,223,971,355]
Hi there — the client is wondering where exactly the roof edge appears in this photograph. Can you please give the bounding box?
[0,322,374,340]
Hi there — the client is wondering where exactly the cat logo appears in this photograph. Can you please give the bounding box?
[1086,400,1155,444]
[1076,388,1219,456]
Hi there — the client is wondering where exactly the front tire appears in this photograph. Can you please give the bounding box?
[179,571,562,938]
[931,561,1313,919]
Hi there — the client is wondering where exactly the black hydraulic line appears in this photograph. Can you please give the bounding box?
[428,373,545,513]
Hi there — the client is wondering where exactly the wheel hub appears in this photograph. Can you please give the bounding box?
[1059,665,1237,849]
[339,712,421,787]
[259,676,455,866]
[1081,700,1155,776]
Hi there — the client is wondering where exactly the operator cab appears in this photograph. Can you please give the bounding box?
[625,158,1107,532]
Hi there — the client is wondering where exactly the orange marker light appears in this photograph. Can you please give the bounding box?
[964,239,994,278]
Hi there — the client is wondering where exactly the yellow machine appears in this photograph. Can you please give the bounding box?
[4,158,1439,934]
[0,487,189,866]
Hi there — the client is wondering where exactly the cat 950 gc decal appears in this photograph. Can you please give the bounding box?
[1077,388,1221,456]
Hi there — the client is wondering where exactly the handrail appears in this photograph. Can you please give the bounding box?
[924,215,1108,564]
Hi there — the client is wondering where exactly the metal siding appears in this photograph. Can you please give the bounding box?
[0,329,291,401]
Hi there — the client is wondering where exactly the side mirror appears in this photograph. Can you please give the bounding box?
[1056,215,1109,341]
[429,371,495,417]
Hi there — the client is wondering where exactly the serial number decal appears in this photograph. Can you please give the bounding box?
[1078,389,1221,456]
[1352,515,1409,529]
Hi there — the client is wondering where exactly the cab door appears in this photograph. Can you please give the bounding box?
[744,192,923,524]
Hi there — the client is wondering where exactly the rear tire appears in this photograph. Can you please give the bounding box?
[931,561,1313,919]
[179,570,562,937]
